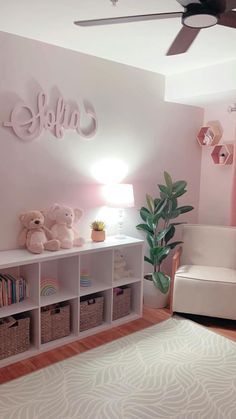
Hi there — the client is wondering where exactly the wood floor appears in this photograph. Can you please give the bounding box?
[1,307,236,385]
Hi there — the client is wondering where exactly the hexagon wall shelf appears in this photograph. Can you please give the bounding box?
[211,144,234,165]
[197,124,222,147]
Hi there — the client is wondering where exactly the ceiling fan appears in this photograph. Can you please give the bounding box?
[74,0,236,55]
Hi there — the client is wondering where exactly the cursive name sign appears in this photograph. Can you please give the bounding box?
[3,92,97,141]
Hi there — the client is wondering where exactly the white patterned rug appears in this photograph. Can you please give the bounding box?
[1,316,236,419]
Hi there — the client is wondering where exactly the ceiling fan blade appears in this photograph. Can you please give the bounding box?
[226,0,236,10]
[176,0,200,6]
[218,10,236,28]
[166,26,201,55]
[74,12,182,27]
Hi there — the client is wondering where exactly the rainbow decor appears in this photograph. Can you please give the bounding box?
[40,278,59,296]
[80,269,93,287]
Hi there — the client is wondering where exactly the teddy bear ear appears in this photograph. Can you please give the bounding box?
[40,209,47,217]
[74,208,83,222]
[19,213,26,223]
[47,203,60,220]
[51,203,60,211]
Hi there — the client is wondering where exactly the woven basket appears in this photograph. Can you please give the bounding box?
[0,315,30,360]
[113,287,131,321]
[41,302,70,344]
[80,296,104,332]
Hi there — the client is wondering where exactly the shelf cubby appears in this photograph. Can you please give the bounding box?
[211,143,234,165]
[196,124,222,147]
[112,244,143,285]
[40,299,78,347]
[40,256,79,306]
[79,289,112,335]
[79,250,113,296]
[0,263,40,316]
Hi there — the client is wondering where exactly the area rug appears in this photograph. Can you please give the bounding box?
[1,316,236,419]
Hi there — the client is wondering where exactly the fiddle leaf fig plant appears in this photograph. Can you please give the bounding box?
[136,171,194,294]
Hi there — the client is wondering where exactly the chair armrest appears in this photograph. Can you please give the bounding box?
[171,246,182,280]
[169,246,182,314]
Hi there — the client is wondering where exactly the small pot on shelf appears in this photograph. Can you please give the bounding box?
[90,220,106,242]
[91,230,106,242]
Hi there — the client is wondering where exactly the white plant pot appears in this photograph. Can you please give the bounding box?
[143,276,169,309]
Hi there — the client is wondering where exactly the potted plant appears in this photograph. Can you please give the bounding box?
[136,171,194,308]
[90,220,106,242]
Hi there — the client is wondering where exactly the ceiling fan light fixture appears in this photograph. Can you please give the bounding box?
[182,3,219,28]
[183,12,218,27]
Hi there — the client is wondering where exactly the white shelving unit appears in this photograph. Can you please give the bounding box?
[0,236,144,367]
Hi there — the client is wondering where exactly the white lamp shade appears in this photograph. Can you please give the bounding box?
[103,184,134,208]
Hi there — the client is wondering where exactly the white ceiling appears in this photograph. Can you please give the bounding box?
[0,0,236,76]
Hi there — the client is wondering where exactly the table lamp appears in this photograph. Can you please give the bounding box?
[103,184,134,239]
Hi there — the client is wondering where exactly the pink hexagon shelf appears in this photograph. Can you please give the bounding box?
[211,144,234,165]
[197,125,222,147]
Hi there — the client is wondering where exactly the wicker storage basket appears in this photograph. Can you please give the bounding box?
[80,295,104,332]
[113,287,131,321]
[41,302,70,344]
[0,315,30,360]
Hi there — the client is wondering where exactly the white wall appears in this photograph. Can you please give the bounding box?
[165,60,236,106]
[198,103,236,225]
[0,32,203,251]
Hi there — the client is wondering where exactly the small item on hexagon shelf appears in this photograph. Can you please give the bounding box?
[219,153,226,164]
[203,132,212,145]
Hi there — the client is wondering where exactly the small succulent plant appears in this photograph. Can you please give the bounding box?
[90,220,105,231]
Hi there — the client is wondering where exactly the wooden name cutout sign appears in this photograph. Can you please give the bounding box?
[3,92,97,141]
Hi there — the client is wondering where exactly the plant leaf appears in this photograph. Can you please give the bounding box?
[158,184,169,195]
[167,240,183,249]
[170,197,177,211]
[173,180,187,194]
[147,214,155,231]
[140,207,151,222]
[154,198,161,207]
[157,247,171,263]
[160,191,166,200]
[152,272,170,294]
[156,226,172,242]
[174,189,187,198]
[154,199,167,215]
[177,205,194,214]
[164,225,175,243]
[136,223,153,234]
[146,233,154,248]
[164,171,172,189]
[169,209,181,219]
[144,255,154,265]
[146,194,154,214]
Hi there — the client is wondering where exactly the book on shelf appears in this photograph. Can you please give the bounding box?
[0,274,29,308]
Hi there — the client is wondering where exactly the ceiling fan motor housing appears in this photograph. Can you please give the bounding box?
[183,3,221,28]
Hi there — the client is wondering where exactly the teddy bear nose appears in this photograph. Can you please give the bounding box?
[34,220,40,224]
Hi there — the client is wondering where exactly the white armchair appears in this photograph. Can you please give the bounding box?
[171,224,236,320]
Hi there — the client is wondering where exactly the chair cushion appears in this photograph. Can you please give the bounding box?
[181,225,236,269]
[173,265,236,320]
[176,265,236,284]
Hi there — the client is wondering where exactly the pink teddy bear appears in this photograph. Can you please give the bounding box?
[48,204,84,249]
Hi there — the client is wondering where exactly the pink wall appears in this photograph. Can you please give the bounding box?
[0,32,203,251]
[198,103,236,225]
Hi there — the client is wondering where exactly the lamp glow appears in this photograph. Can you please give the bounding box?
[91,159,128,184]
[103,184,134,239]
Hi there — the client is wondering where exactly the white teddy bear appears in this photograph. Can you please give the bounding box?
[114,249,133,280]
